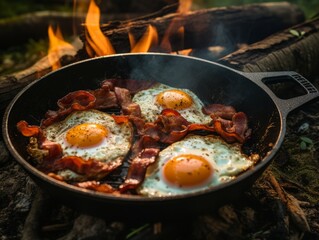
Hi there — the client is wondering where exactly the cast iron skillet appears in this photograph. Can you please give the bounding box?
[2,53,319,219]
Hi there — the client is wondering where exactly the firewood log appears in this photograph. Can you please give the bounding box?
[0,2,306,110]
[0,11,142,50]
[80,2,305,55]
[219,16,319,80]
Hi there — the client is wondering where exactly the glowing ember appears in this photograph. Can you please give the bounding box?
[48,25,76,70]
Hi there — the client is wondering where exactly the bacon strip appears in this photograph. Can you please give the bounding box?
[114,87,142,117]
[17,79,253,195]
[213,121,244,143]
[231,112,251,139]
[17,120,41,137]
[203,103,236,120]
[41,90,96,127]
[41,83,120,127]
[75,181,118,194]
[90,88,118,110]
[202,104,251,143]
[141,109,217,144]
[40,140,63,163]
[57,90,96,110]
[103,79,156,94]
[52,156,122,180]
[17,121,63,166]
[119,148,160,193]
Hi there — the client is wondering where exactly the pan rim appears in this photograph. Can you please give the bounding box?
[2,52,285,203]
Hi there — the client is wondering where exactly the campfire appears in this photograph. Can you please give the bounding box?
[1,0,319,239]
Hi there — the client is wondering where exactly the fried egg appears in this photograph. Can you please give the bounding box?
[138,134,255,197]
[42,110,133,180]
[132,83,211,123]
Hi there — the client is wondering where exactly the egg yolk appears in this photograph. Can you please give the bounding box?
[156,90,193,110]
[66,123,108,148]
[163,154,213,188]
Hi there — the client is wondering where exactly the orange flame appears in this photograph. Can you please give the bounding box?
[85,0,115,57]
[48,25,76,70]
[130,25,159,53]
[178,0,192,13]
[160,0,192,52]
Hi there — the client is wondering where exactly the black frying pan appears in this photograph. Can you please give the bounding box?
[2,53,319,219]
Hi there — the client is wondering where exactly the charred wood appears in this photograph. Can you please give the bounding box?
[219,16,319,79]
[80,2,305,55]
[0,2,306,111]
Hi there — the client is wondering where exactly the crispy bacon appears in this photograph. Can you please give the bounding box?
[41,90,96,127]
[104,79,156,94]
[75,181,118,194]
[231,112,251,139]
[114,87,142,117]
[203,103,236,120]
[17,78,254,196]
[119,148,160,193]
[213,121,244,143]
[40,140,63,163]
[130,135,160,159]
[17,120,42,137]
[53,156,122,180]
[210,111,251,143]
[41,84,120,127]
[139,109,217,144]
[17,121,63,167]
[57,90,96,110]
[90,88,118,109]
[112,115,130,124]
[156,109,190,132]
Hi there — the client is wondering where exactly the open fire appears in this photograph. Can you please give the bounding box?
[1,1,319,239]
[48,0,193,68]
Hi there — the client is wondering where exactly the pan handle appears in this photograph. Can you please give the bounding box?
[242,71,319,116]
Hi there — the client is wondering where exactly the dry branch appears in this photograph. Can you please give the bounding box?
[219,16,319,79]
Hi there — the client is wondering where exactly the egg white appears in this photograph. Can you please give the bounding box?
[138,134,255,197]
[42,110,133,181]
[132,83,211,124]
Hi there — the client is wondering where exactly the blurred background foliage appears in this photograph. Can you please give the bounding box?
[0,0,318,19]
[194,0,319,18]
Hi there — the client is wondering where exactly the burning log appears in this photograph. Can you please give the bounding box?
[219,16,319,79]
[0,2,307,110]
[0,39,80,111]
[0,11,147,50]
[82,2,305,55]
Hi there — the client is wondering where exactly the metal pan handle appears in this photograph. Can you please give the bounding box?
[242,71,319,116]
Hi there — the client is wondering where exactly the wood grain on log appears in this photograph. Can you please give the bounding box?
[82,2,305,55]
[219,16,319,79]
